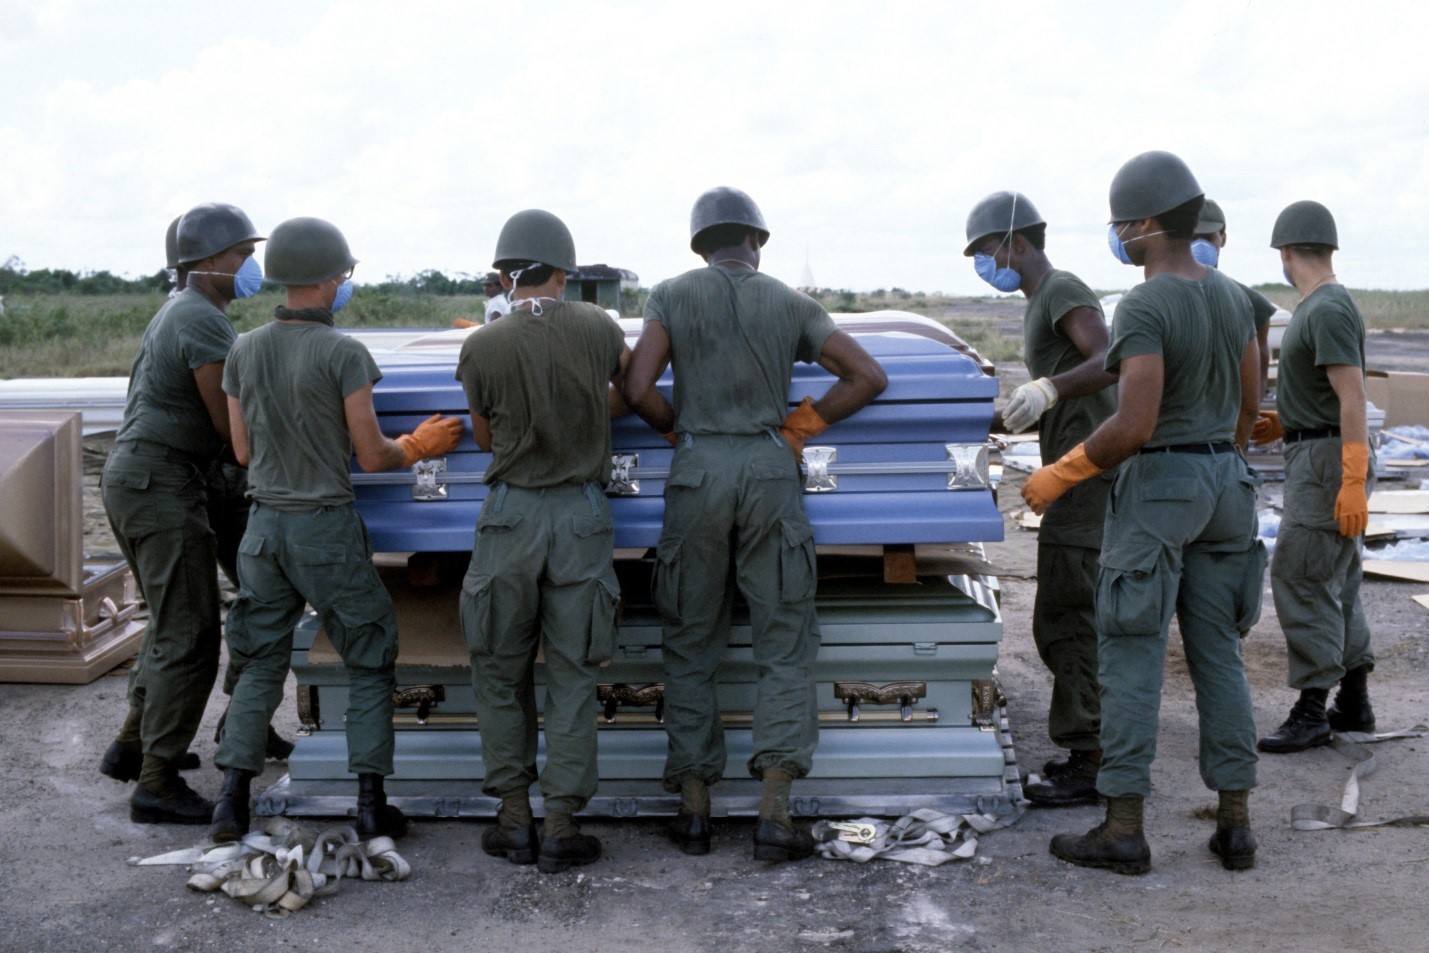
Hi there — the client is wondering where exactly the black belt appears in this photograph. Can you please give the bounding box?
[1284,427,1341,443]
[1138,442,1236,455]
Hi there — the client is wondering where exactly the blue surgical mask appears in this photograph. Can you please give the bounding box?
[330,278,353,313]
[1282,267,1293,287]
[232,255,263,299]
[974,253,1022,292]
[1107,223,1167,266]
[1190,239,1220,268]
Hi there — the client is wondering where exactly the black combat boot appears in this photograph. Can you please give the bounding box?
[752,767,816,863]
[482,794,538,865]
[209,767,254,843]
[1326,666,1376,733]
[1257,689,1332,753]
[265,725,296,761]
[1049,794,1151,875]
[1208,789,1256,871]
[1024,748,1101,807]
[130,756,214,825]
[356,773,408,839]
[669,777,712,856]
[102,709,199,781]
[538,812,601,873]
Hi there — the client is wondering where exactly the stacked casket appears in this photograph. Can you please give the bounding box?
[263,313,1018,819]
[0,411,144,684]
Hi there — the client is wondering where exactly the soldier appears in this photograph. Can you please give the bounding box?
[1192,199,1276,394]
[1023,151,1264,874]
[1254,201,1376,752]
[209,217,462,842]
[963,191,1117,806]
[483,270,512,322]
[98,203,264,824]
[455,210,630,874]
[624,187,886,862]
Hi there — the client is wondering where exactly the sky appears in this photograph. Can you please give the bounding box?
[2,0,1427,296]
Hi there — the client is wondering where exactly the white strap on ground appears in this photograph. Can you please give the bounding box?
[131,817,409,919]
[1291,725,1429,832]
[811,805,1025,866]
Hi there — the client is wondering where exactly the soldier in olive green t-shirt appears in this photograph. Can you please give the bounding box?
[1193,198,1278,394]
[625,187,886,864]
[100,204,263,826]
[963,191,1118,806]
[209,217,461,845]
[1024,153,1263,876]
[455,209,630,875]
[1255,201,1376,755]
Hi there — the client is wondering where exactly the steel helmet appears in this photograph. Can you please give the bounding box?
[1108,151,1203,222]
[175,203,264,265]
[264,217,359,285]
[963,191,1046,256]
[164,216,181,270]
[1195,199,1226,236]
[689,186,769,252]
[492,209,577,273]
[1270,200,1338,249]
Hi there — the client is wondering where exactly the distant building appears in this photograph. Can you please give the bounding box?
[562,264,638,314]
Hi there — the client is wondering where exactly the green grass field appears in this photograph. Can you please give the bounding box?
[2,285,1425,378]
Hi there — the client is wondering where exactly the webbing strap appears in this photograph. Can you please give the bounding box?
[132,817,410,919]
[810,805,1025,866]
[1291,726,1429,832]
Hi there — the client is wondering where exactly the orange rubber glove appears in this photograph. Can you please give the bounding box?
[1021,443,1106,515]
[452,317,478,329]
[1335,441,1370,537]
[1251,410,1283,444]
[780,396,829,458]
[661,431,678,446]
[397,414,463,467]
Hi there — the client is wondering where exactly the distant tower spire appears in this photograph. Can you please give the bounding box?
[798,243,816,291]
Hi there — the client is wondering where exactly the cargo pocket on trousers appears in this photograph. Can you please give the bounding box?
[477,511,523,535]
[1272,522,1339,584]
[460,573,495,658]
[294,542,346,565]
[1234,541,1268,637]
[778,518,817,604]
[652,537,683,624]
[328,600,397,670]
[586,575,621,666]
[1096,545,1166,637]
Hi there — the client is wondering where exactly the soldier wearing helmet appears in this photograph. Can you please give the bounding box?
[99,203,264,824]
[624,187,887,863]
[1192,199,1277,394]
[208,217,461,844]
[1023,151,1264,875]
[482,270,511,322]
[964,191,1117,807]
[1254,201,1376,754]
[454,209,630,874]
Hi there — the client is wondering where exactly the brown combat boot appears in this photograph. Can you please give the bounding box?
[752,767,816,863]
[669,777,712,856]
[1049,794,1151,875]
[1208,789,1256,870]
[482,794,538,865]
[538,811,601,874]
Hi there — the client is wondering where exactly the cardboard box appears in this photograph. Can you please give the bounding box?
[1367,370,1429,429]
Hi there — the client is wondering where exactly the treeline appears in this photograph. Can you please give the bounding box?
[0,257,493,298]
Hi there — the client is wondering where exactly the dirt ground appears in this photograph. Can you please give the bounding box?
[2,344,1428,952]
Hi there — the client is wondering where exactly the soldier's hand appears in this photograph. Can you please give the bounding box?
[1335,441,1371,537]
[397,413,463,466]
[1002,378,1058,434]
[1020,443,1105,515]
[1251,410,1282,444]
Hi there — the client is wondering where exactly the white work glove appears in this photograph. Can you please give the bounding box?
[1002,378,1059,434]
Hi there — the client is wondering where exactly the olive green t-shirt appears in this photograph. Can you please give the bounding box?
[1024,269,1117,545]
[114,289,236,460]
[1275,284,1365,432]
[643,266,838,434]
[223,315,381,510]
[456,301,624,488]
[1238,281,1277,331]
[1105,268,1254,446]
